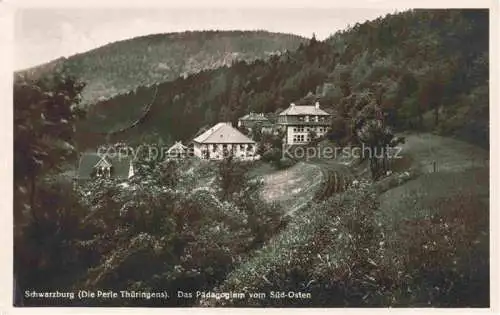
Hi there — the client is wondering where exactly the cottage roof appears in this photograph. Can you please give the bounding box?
[167,141,188,153]
[279,103,330,116]
[76,152,133,180]
[239,112,270,122]
[193,122,255,144]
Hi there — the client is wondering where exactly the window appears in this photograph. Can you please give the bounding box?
[293,135,305,143]
[240,144,245,150]
[293,128,297,132]
[212,144,217,152]
[247,144,253,151]
[297,126,305,132]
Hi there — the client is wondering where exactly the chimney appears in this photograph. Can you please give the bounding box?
[315,101,320,109]
[291,103,295,108]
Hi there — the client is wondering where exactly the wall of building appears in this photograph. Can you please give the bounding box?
[279,115,331,125]
[285,125,329,144]
[194,142,258,160]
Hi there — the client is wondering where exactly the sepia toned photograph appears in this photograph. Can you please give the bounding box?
[11,1,491,309]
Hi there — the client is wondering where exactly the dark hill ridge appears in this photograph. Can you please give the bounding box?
[16,30,307,104]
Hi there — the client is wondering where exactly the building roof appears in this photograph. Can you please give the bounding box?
[279,102,330,116]
[76,152,133,180]
[239,112,270,122]
[193,122,256,144]
[167,141,188,153]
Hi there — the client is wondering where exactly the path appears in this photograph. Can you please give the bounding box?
[259,162,323,216]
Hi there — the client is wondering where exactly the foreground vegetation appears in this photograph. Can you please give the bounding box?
[14,72,489,307]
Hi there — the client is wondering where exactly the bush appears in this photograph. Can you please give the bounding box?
[261,148,282,163]
[213,187,382,307]
[277,157,296,169]
[210,184,489,307]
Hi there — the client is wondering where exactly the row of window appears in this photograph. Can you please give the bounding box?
[201,150,255,158]
[293,135,306,143]
[293,127,327,133]
[297,116,327,122]
[210,144,254,152]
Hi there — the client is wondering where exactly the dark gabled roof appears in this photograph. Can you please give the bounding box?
[76,152,132,180]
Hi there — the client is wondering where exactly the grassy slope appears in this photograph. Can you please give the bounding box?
[377,133,489,251]
[378,133,488,224]
[376,133,489,306]
[211,133,489,306]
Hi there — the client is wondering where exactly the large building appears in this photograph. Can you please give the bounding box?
[192,122,258,160]
[277,102,332,145]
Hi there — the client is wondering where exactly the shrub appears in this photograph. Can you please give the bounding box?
[210,184,489,307]
[277,157,296,169]
[261,148,282,163]
[381,191,489,306]
[213,187,382,307]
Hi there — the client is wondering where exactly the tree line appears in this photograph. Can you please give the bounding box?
[78,9,488,150]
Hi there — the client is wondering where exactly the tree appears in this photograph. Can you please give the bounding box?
[354,102,404,180]
[308,129,318,144]
[328,116,348,144]
[14,73,85,231]
[250,122,263,142]
[216,155,249,200]
[14,72,86,304]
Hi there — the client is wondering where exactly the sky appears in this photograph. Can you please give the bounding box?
[14,7,399,70]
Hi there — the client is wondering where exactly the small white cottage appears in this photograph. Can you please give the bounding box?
[165,141,188,160]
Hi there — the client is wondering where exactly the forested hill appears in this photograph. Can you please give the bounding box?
[16,30,307,104]
[77,9,489,149]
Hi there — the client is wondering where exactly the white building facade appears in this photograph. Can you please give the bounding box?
[192,122,258,160]
[277,102,332,145]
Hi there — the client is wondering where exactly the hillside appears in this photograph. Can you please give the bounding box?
[16,30,307,104]
[210,133,488,307]
[75,9,488,151]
